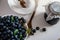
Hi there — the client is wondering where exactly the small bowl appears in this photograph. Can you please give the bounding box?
[7,0,35,15]
[2,14,29,40]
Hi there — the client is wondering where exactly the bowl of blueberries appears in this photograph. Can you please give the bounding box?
[0,15,28,40]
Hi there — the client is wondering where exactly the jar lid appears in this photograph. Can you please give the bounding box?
[49,2,60,14]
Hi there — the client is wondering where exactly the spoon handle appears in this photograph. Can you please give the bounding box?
[27,0,38,28]
[27,11,35,28]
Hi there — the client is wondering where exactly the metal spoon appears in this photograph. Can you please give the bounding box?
[27,0,38,29]
[27,0,38,35]
[27,11,35,28]
[19,0,26,8]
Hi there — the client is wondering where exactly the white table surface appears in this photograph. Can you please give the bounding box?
[0,0,60,40]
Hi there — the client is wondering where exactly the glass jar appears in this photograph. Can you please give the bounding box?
[44,2,60,25]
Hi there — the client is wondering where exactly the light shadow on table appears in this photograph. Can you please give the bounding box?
[32,13,50,28]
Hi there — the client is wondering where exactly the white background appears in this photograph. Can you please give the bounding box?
[0,0,60,40]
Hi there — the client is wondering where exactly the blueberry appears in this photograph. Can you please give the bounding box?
[22,30,26,34]
[3,21,6,24]
[20,38,24,40]
[11,35,14,38]
[36,27,40,30]
[0,32,1,35]
[42,28,46,32]
[15,19,19,22]
[3,26,6,28]
[15,22,19,25]
[21,27,25,30]
[3,31,7,35]
[3,16,7,19]
[11,22,17,27]
[18,24,21,27]
[20,17,26,23]
[9,27,14,31]
[14,16,18,19]
[0,23,4,26]
[22,34,26,38]
[7,30,11,33]
[12,23,16,27]
[0,16,2,19]
[32,29,36,33]
[11,31,13,35]
[11,37,17,40]
[7,20,10,23]
[10,15,13,17]
[17,32,20,34]
[7,34,11,38]
[15,35,18,38]
[0,16,2,22]
[17,33,20,38]
[11,38,15,40]
[5,23,9,26]
[19,28,22,31]
[6,16,10,20]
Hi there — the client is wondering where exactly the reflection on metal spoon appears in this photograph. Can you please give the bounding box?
[18,0,26,8]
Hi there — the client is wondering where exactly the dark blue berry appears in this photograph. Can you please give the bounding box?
[32,29,36,33]
[0,23,4,26]
[20,17,26,23]
[42,28,46,32]
[14,16,18,19]
[36,27,40,30]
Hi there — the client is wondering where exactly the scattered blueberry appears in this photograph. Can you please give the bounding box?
[36,27,40,30]
[32,29,36,33]
[42,28,46,32]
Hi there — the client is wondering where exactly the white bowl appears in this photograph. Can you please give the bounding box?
[7,0,35,15]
